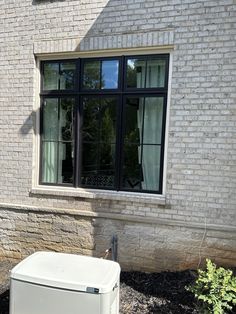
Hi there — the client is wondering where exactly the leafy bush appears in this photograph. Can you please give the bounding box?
[186,259,236,314]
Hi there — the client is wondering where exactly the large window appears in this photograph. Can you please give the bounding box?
[40,55,169,193]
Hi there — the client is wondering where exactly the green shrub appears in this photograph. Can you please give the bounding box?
[186,259,236,314]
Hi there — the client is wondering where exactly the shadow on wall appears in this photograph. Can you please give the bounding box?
[19,109,40,136]
[77,0,148,51]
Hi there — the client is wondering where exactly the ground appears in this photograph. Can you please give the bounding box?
[119,271,198,313]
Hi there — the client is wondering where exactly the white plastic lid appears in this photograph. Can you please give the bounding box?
[10,252,120,294]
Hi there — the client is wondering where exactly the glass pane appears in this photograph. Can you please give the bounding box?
[42,141,58,183]
[143,97,164,145]
[43,98,58,141]
[141,145,161,191]
[58,142,73,184]
[126,59,146,88]
[101,60,119,89]
[82,97,117,143]
[146,59,166,88]
[123,96,163,192]
[59,98,74,141]
[122,143,142,190]
[83,61,100,89]
[81,143,115,188]
[60,62,76,90]
[121,144,161,192]
[124,97,142,144]
[43,63,59,90]
[124,96,164,145]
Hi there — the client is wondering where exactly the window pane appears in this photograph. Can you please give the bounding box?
[122,96,163,192]
[60,62,76,90]
[124,97,141,144]
[121,144,161,192]
[124,96,164,145]
[59,98,74,141]
[83,61,100,89]
[146,59,166,88]
[43,62,76,90]
[82,97,117,143]
[126,59,145,88]
[81,96,117,188]
[43,98,58,141]
[101,60,119,89]
[42,141,58,183]
[81,143,115,188]
[126,58,167,88]
[122,143,142,190]
[83,60,119,89]
[58,142,73,184]
[141,145,161,191]
[43,63,59,90]
[142,97,164,145]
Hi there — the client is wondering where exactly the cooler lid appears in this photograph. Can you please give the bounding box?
[10,252,120,294]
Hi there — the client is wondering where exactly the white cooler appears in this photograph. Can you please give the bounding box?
[10,252,120,314]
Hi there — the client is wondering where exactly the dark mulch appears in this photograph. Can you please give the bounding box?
[0,270,198,314]
[0,290,9,314]
[119,270,198,314]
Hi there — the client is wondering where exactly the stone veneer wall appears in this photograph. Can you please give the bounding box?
[0,0,235,271]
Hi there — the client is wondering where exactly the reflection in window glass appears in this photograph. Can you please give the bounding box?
[126,58,166,88]
[81,97,117,188]
[101,60,119,89]
[60,62,76,90]
[83,60,119,89]
[83,61,100,89]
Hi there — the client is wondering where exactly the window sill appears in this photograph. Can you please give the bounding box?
[30,186,166,205]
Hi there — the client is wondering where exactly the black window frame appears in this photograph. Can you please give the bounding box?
[39,54,169,194]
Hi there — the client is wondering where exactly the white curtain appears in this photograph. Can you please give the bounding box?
[42,99,58,183]
[42,142,58,183]
[137,61,164,190]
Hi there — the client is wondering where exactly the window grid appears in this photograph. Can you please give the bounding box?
[40,54,169,194]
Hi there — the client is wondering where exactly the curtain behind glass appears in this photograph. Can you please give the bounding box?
[42,99,58,183]
[137,63,164,191]
[137,97,163,191]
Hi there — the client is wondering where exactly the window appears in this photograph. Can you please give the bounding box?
[40,55,169,194]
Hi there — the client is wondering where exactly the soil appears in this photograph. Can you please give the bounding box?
[0,270,198,314]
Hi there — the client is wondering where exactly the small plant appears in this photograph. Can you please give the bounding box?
[186,259,236,314]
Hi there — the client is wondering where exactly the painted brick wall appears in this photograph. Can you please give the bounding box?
[0,0,235,271]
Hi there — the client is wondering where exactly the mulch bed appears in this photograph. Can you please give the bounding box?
[0,270,198,314]
[119,270,198,314]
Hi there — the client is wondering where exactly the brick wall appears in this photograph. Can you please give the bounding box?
[0,0,235,271]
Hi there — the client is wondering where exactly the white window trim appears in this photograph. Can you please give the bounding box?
[31,47,173,205]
